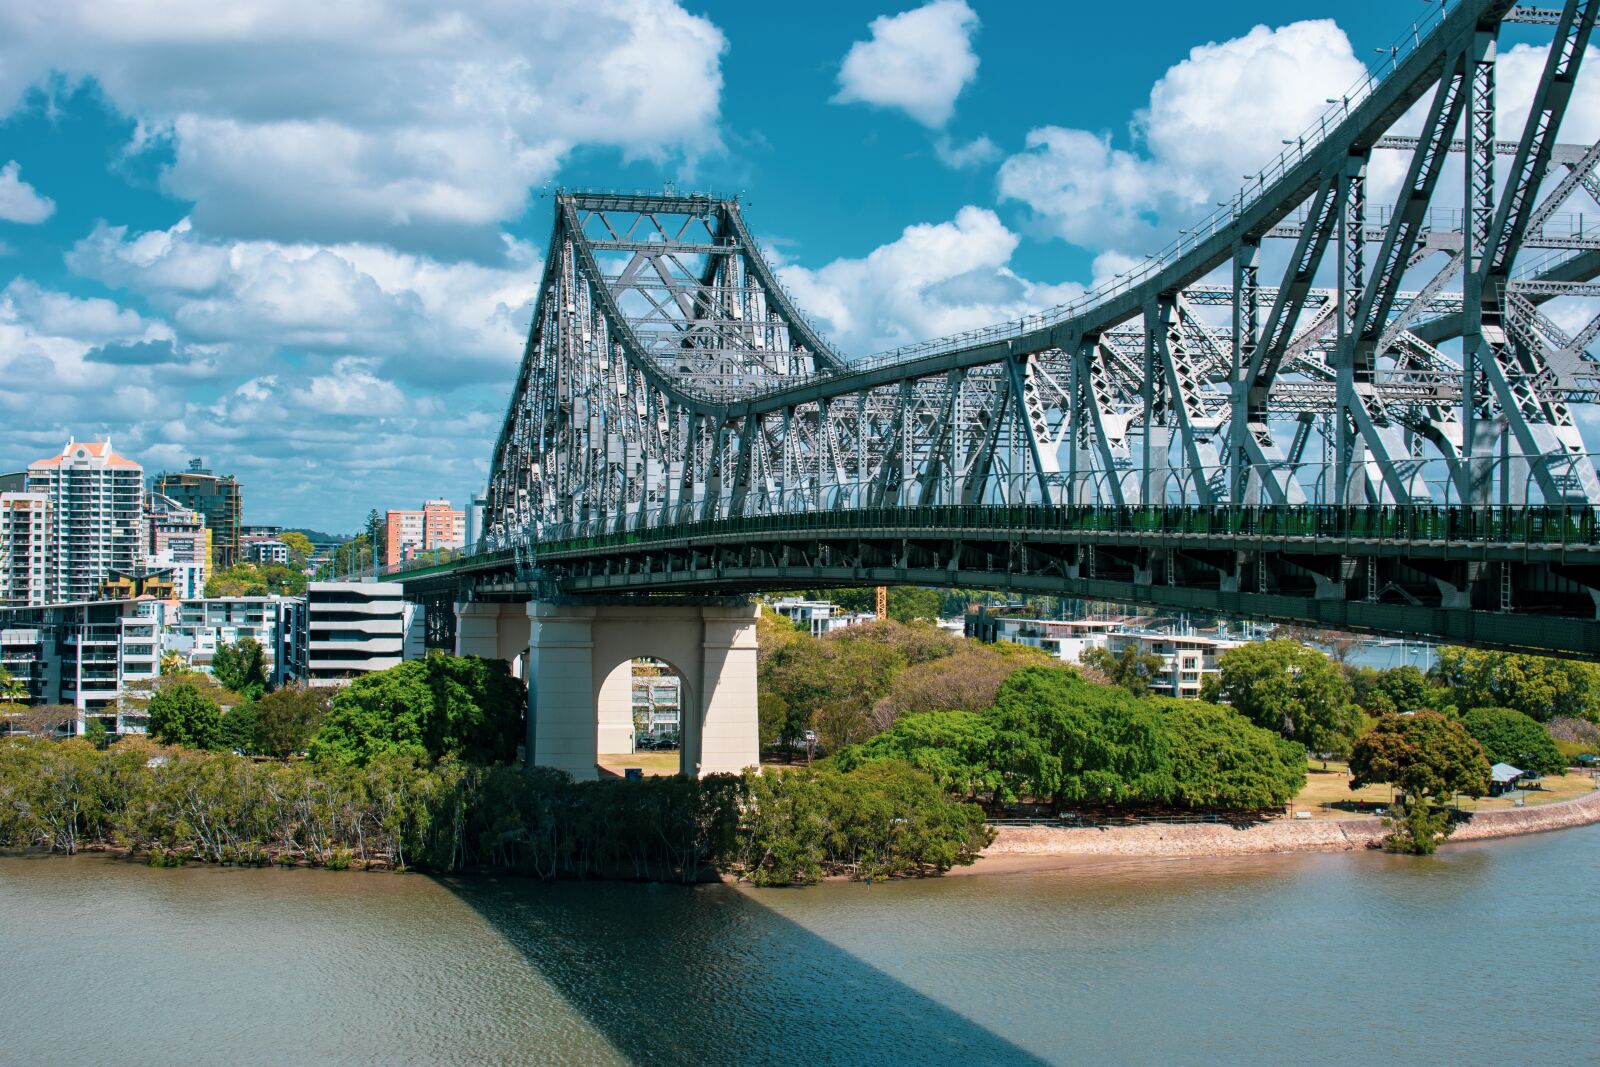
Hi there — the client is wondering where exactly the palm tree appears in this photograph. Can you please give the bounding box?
[0,666,27,703]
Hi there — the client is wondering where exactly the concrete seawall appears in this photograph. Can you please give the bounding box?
[983,786,1600,860]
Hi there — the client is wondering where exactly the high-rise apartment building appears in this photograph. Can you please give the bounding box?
[26,439,145,604]
[146,490,209,598]
[0,491,51,607]
[385,499,466,568]
[154,459,242,569]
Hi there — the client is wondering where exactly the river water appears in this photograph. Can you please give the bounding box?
[3,824,1597,1066]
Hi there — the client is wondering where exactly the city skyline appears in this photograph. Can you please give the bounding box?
[2,1,1595,529]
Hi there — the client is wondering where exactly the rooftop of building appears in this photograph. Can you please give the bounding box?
[29,439,142,471]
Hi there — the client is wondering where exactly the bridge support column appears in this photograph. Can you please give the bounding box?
[454,601,532,665]
[525,601,760,781]
[695,605,761,777]
[526,604,599,779]
[455,601,504,659]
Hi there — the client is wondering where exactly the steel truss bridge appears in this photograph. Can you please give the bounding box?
[404,0,1600,658]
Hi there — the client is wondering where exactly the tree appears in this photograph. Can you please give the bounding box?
[206,562,305,597]
[1461,707,1566,778]
[1,704,75,738]
[0,666,26,702]
[82,717,109,750]
[279,531,314,568]
[1204,640,1360,759]
[206,563,268,597]
[1159,700,1307,810]
[870,642,1051,731]
[990,667,1174,809]
[255,685,331,758]
[211,638,268,699]
[1376,665,1430,713]
[1350,665,1430,715]
[758,624,906,752]
[217,702,261,755]
[1080,644,1166,697]
[1349,711,1491,801]
[1432,647,1600,722]
[148,683,223,750]
[365,509,386,571]
[886,587,942,624]
[309,654,525,766]
[1349,711,1491,854]
[833,710,1003,800]
[315,534,378,580]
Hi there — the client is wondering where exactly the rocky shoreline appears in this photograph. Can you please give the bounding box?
[977,785,1600,863]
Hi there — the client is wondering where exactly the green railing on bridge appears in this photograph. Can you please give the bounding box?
[384,503,1600,583]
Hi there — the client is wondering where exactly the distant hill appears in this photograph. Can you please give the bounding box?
[283,528,351,546]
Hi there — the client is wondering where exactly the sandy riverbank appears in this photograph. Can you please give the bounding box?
[958,783,1600,874]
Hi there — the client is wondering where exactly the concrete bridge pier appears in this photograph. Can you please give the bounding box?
[455,598,759,781]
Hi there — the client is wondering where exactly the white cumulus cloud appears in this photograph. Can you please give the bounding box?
[778,206,1082,356]
[0,0,726,253]
[0,160,55,223]
[834,0,980,128]
[998,20,1366,251]
[68,219,539,385]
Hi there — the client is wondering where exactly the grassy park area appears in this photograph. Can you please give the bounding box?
[598,751,683,776]
[1290,760,1596,819]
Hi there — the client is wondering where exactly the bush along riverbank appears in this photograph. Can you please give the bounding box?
[0,738,991,885]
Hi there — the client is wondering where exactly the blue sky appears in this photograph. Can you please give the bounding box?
[0,1,1571,530]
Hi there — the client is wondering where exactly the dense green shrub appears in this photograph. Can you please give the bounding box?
[1462,706,1566,777]
[990,668,1175,809]
[834,668,1309,814]
[1433,647,1600,723]
[832,710,1002,799]
[148,683,223,750]
[735,762,992,885]
[217,702,261,755]
[1158,700,1307,809]
[309,653,525,766]
[0,739,984,886]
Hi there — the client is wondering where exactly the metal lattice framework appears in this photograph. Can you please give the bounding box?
[485,0,1600,550]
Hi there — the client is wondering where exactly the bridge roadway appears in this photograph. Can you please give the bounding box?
[399,503,1600,658]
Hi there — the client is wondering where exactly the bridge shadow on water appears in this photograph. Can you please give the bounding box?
[435,874,1050,1066]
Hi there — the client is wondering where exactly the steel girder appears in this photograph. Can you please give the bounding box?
[484,0,1600,552]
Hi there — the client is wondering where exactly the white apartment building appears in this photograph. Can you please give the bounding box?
[298,582,420,687]
[974,616,1124,665]
[163,595,305,686]
[1102,631,1241,699]
[768,596,877,637]
[244,539,289,566]
[0,491,52,607]
[147,550,206,600]
[632,670,682,742]
[0,598,163,732]
[26,439,145,603]
[968,613,1239,699]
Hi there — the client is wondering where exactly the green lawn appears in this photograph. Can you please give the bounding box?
[598,750,684,776]
[1290,760,1596,819]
